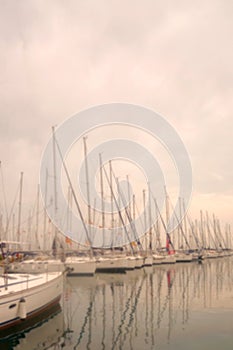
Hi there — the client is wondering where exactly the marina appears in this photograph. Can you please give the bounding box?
[0,128,232,346]
[1,0,233,348]
[0,256,233,349]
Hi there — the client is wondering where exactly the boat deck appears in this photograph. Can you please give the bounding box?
[0,272,62,298]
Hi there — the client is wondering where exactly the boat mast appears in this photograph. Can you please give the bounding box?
[148,182,152,252]
[17,171,23,244]
[165,186,170,231]
[103,166,134,253]
[178,197,183,249]
[164,185,172,253]
[12,213,15,242]
[109,160,114,236]
[99,153,105,247]
[83,137,92,238]
[0,161,9,237]
[43,168,48,251]
[52,126,58,254]
[182,199,188,248]
[200,210,205,249]
[126,174,131,219]
[54,131,93,255]
[35,184,40,250]
[27,209,32,250]
[143,189,147,252]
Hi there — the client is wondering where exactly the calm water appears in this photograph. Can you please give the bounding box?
[1,257,233,350]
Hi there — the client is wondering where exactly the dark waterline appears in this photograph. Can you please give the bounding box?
[1,257,233,349]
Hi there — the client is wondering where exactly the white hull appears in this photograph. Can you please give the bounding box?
[144,256,153,266]
[65,257,96,276]
[205,251,223,259]
[134,257,144,268]
[175,253,193,263]
[0,272,63,330]
[7,259,65,273]
[126,257,137,269]
[96,257,128,272]
[13,309,63,350]
[152,254,164,265]
[161,255,176,264]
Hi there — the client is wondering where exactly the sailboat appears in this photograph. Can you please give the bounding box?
[0,241,64,334]
[63,136,96,276]
[0,271,64,333]
[0,304,63,349]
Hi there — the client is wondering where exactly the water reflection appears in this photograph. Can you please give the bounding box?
[59,257,233,350]
[0,304,63,350]
[2,258,233,349]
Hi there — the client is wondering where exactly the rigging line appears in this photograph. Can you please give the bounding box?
[54,135,93,252]
[188,218,202,250]
[13,203,53,235]
[216,219,227,249]
[156,270,176,331]
[4,183,20,237]
[0,162,9,223]
[134,200,147,238]
[151,193,175,251]
[111,277,145,350]
[166,195,190,249]
[175,264,195,323]
[102,164,134,253]
[115,176,143,251]
[73,287,98,350]
[210,215,227,249]
[120,276,147,347]
[110,168,143,251]
[205,212,218,250]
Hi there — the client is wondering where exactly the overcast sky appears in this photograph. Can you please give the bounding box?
[0,0,233,230]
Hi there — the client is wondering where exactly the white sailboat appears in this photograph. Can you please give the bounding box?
[0,270,64,332]
[8,257,65,274]
[65,255,96,276]
[95,254,129,273]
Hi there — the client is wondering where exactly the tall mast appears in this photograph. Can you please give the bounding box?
[132,194,136,221]
[183,199,188,247]
[148,182,152,252]
[83,136,92,239]
[200,210,205,249]
[143,189,147,251]
[229,224,232,250]
[12,213,15,242]
[103,167,134,253]
[109,160,114,230]
[0,161,9,231]
[52,126,58,218]
[43,168,48,251]
[126,175,131,218]
[99,153,105,246]
[66,186,70,233]
[164,186,170,230]
[35,184,40,250]
[179,197,183,249]
[54,132,93,255]
[52,126,58,254]
[0,214,3,241]
[17,171,23,243]
[27,210,32,250]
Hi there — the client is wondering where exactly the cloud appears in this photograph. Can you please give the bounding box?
[0,0,232,228]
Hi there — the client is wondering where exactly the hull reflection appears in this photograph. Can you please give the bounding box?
[4,257,233,349]
[62,257,233,350]
[0,303,63,350]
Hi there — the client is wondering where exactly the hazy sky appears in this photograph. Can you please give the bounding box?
[0,0,233,229]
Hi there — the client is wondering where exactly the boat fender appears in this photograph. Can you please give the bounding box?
[18,298,27,319]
